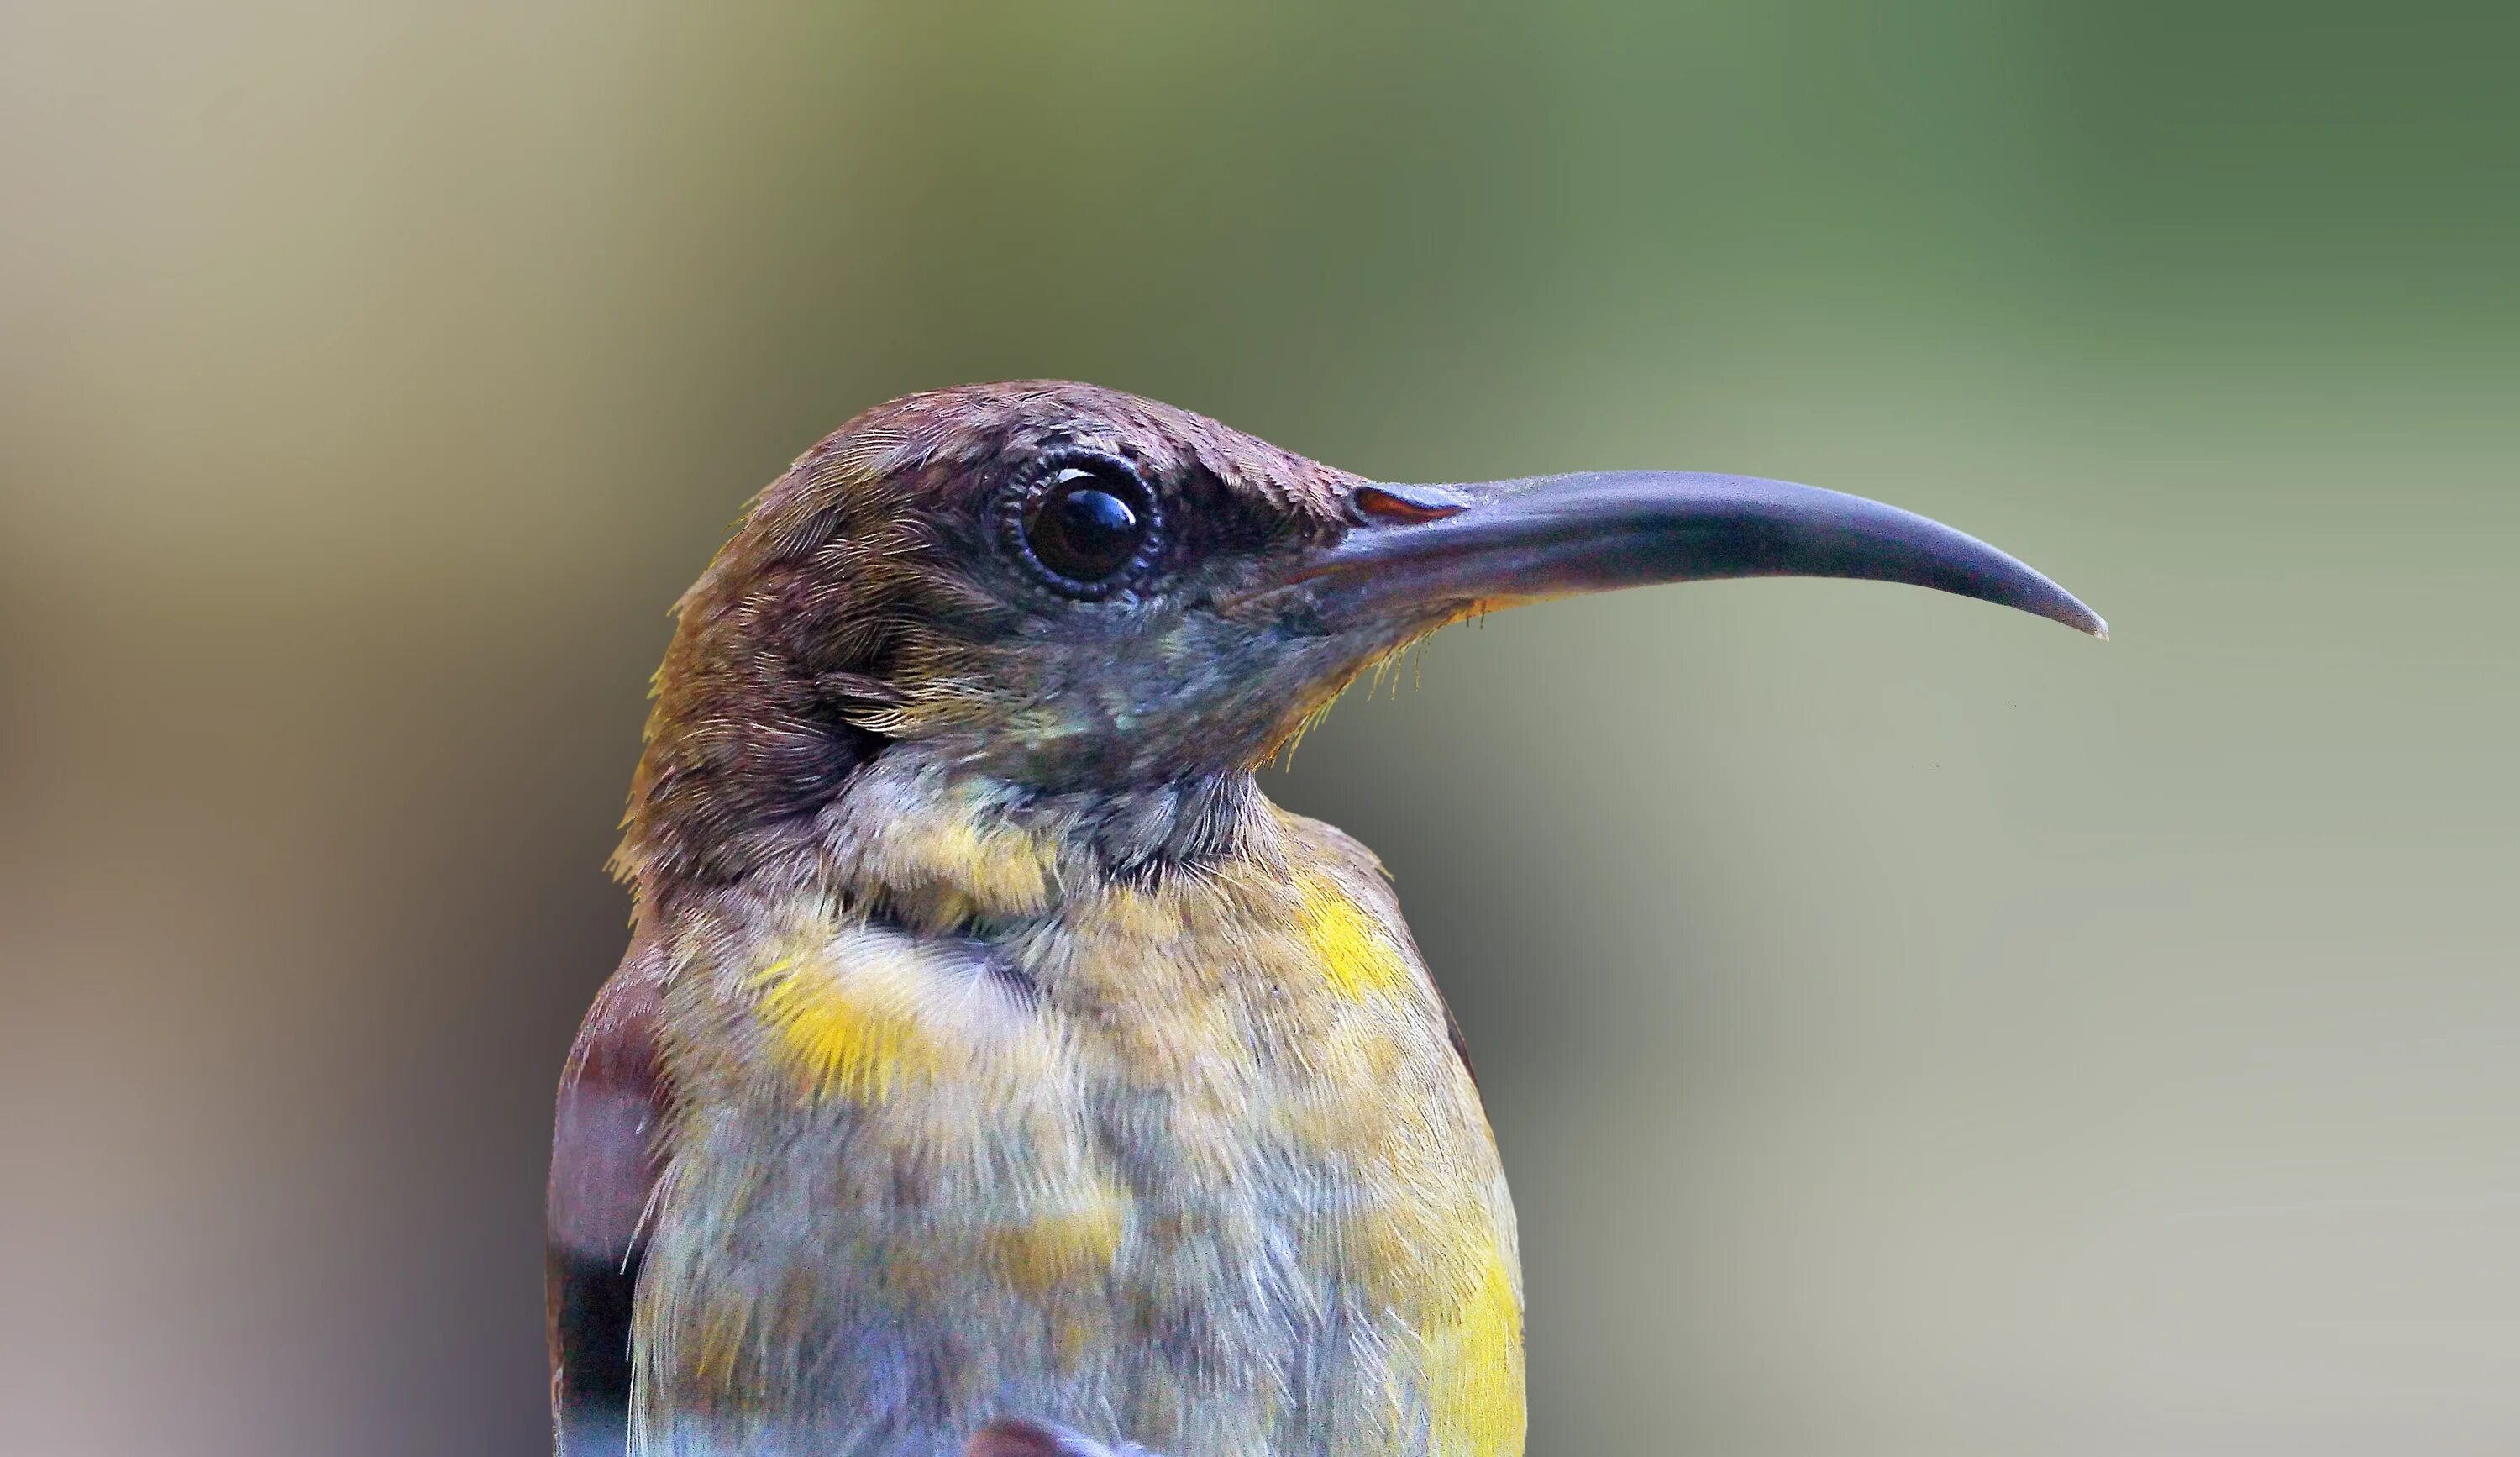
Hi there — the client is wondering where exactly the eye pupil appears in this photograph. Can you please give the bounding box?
[1058,486,1135,543]
[1023,466,1149,585]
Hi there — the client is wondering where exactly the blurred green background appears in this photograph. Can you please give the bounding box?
[3,2,2514,1453]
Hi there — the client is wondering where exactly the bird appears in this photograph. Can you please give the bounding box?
[546,381,2103,1457]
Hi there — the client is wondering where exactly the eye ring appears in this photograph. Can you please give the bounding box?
[999,450,1162,599]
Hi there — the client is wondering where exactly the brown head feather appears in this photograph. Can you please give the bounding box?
[616,382,1365,897]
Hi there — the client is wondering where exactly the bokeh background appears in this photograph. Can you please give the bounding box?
[3,2,2515,1453]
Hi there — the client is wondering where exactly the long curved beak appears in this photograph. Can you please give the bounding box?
[1284,471,2105,638]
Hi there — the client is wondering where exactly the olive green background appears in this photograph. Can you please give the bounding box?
[3,3,2513,1453]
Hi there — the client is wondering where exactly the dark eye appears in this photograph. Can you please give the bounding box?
[1018,462,1154,592]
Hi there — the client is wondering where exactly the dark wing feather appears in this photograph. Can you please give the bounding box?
[548,931,669,1456]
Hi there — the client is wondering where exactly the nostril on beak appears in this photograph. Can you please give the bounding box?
[1350,484,1469,525]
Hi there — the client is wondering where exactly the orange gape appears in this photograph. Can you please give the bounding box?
[549,381,2100,1456]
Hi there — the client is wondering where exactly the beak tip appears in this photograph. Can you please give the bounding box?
[2055,598,2108,640]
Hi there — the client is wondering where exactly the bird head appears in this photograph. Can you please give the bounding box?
[622,381,2100,892]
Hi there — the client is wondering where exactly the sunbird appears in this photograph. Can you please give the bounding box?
[548,382,2103,1457]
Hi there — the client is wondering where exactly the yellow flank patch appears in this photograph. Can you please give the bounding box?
[748,951,944,1101]
[860,800,1057,923]
[984,1182,1129,1292]
[919,814,1054,913]
[1420,1239,1528,1456]
[687,1292,750,1398]
[1297,875,1412,1001]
